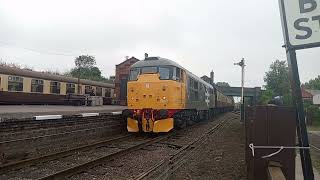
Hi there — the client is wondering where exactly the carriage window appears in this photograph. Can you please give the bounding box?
[141,66,157,74]
[66,83,75,94]
[50,81,60,94]
[189,78,194,87]
[8,76,23,92]
[200,84,203,91]
[129,68,140,81]
[96,87,102,96]
[85,85,93,95]
[105,88,111,97]
[195,91,199,101]
[78,85,82,94]
[31,79,44,93]
[159,67,171,80]
[194,81,198,89]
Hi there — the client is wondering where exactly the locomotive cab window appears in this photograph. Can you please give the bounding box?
[159,66,173,80]
[141,66,157,74]
[131,66,183,81]
[50,81,60,94]
[129,68,140,81]
[31,79,44,93]
[175,67,181,81]
[8,76,23,92]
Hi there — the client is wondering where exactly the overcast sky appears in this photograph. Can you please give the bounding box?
[0,0,319,87]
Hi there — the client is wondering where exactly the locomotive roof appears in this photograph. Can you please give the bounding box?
[131,57,184,69]
[131,57,213,89]
[0,65,114,88]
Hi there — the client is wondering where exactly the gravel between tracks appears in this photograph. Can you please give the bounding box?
[69,112,246,180]
[169,112,246,180]
[309,133,320,173]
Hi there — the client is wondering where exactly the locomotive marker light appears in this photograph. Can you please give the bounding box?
[234,58,245,123]
[279,0,319,179]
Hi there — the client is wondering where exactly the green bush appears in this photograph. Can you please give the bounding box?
[305,103,320,126]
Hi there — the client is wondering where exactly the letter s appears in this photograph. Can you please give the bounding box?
[294,18,312,39]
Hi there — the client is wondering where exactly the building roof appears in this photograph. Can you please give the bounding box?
[301,88,313,98]
[0,65,114,88]
[116,57,140,66]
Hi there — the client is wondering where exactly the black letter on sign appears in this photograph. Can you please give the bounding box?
[294,18,312,39]
[312,15,320,27]
[299,0,317,13]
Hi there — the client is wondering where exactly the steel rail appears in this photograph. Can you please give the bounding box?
[37,133,175,180]
[0,115,120,129]
[308,133,320,151]
[133,116,230,180]
[0,116,120,132]
[1,120,120,138]
[0,123,124,145]
[310,144,320,151]
[0,134,131,173]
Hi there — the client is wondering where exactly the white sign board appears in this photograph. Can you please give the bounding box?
[280,0,320,49]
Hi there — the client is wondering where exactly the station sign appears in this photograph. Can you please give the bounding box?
[279,0,320,49]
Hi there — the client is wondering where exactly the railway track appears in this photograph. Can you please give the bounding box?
[309,133,320,152]
[0,114,121,133]
[1,113,235,179]
[0,114,126,165]
[0,123,123,144]
[0,133,174,180]
[133,116,232,180]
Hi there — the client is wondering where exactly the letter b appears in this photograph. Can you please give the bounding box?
[299,0,317,13]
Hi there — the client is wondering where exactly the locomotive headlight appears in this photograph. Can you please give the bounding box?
[162,96,166,100]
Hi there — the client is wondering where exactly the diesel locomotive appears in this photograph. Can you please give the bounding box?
[123,56,234,133]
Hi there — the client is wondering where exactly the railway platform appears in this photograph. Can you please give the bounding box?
[0,105,127,120]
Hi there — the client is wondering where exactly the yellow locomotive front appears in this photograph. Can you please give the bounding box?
[124,57,186,133]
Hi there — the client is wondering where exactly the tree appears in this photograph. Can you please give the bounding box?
[216,82,230,87]
[67,55,113,84]
[263,60,292,105]
[75,55,96,69]
[304,75,320,90]
[69,66,112,82]
[74,55,96,94]
[260,89,274,105]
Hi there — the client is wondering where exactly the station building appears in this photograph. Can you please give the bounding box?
[114,57,139,105]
